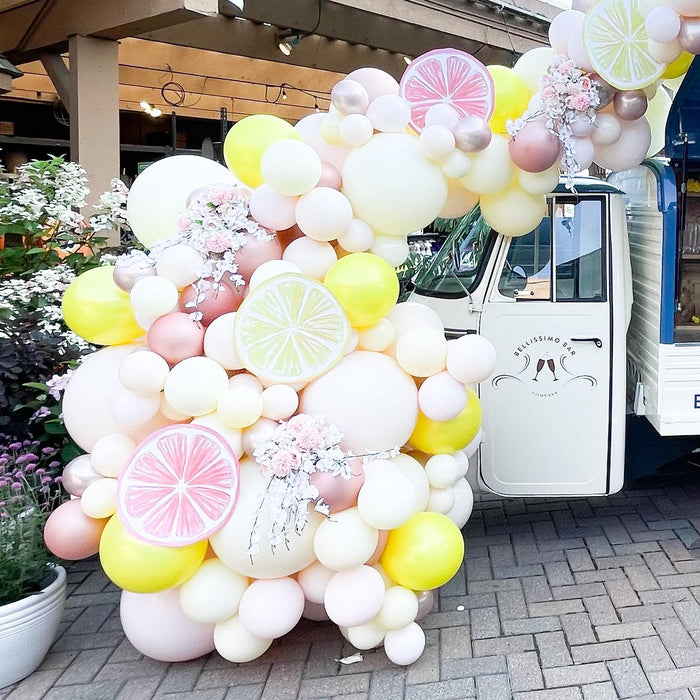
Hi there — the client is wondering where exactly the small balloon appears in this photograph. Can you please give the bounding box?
[331,79,370,115]
[679,17,700,55]
[113,253,156,292]
[508,120,561,173]
[613,90,648,121]
[453,116,492,153]
[62,454,102,497]
[591,74,617,109]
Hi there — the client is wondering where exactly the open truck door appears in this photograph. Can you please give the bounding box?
[410,181,630,496]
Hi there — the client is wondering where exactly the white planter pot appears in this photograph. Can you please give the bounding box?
[0,565,67,689]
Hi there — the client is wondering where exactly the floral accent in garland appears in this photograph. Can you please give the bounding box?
[507,55,600,187]
[249,413,398,557]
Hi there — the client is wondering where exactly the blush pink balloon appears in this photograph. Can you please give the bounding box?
[44,499,108,560]
[179,279,245,326]
[509,121,561,173]
[233,232,283,282]
[147,312,205,365]
[310,459,365,512]
[365,529,389,566]
[318,161,342,190]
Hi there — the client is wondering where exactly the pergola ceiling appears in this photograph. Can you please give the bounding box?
[0,0,556,124]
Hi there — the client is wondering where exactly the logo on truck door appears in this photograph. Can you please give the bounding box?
[492,335,596,398]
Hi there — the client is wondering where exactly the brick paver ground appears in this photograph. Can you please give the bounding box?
[6,463,700,699]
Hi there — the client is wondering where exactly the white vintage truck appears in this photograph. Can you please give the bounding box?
[409,59,700,498]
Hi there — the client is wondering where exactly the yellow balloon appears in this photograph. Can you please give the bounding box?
[663,51,694,81]
[62,266,143,345]
[223,114,300,188]
[487,65,532,136]
[409,387,481,454]
[99,515,207,593]
[381,512,464,590]
[323,253,399,328]
[480,184,547,238]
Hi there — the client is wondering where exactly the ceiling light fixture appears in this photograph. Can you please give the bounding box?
[276,30,304,56]
[140,100,163,118]
[226,0,245,10]
[282,87,288,101]
[403,56,412,65]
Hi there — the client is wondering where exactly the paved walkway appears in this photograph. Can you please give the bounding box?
[6,464,700,699]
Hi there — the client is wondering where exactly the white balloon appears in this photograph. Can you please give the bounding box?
[441,151,472,180]
[111,388,160,426]
[129,276,178,318]
[446,477,474,529]
[590,113,622,146]
[342,133,448,238]
[248,259,303,289]
[313,507,379,570]
[347,619,386,650]
[454,447,472,476]
[229,373,263,394]
[570,114,595,138]
[127,155,239,249]
[357,471,415,530]
[282,237,337,280]
[295,187,354,242]
[323,565,386,627]
[384,622,426,666]
[119,350,170,396]
[155,244,204,289]
[548,9,585,55]
[260,384,299,421]
[91,433,136,478]
[594,117,651,171]
[248,184,298,231]
[345,67,400,103]
[357,319,395,352]
[241,417,277,456]
[419,125,456,162]
[648,38,683,64]
[459,135,515,195]
[319,111,345,146]
[261,140,322,196]
[425,454,460,489]
[180,559,249,624]
[573,137,595,171]
[238,577,305,639]
[426,486,456,514]
[425,104,460,130]
[80,477,118,519]
[370,235,410,267]
[338,219,375,253]
[164,356,229,417]
[418,372,467,422]
[395,327,448,377]
[297,561,335,604]
[646,6,681,44]
[387,302,444,356]
[204,313,244,371]
[214,615,272,663]
[339,114,374,148]
[567,25,594,73]
[366,95,411,133]
[391,454,430,514]
[446,334,498,384]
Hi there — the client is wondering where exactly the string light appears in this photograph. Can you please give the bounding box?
[139,99,162,118]
[282,87,288,101]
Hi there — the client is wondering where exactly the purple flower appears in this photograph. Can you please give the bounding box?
[48,461,61,468]
[8,442,22,450]
[41,447,55,455]
[10,482,22,491]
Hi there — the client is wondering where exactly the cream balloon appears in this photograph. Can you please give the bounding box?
[295,187,353,242]
[357,470,415,530]
[593,117,651,172]
[248,184,298,231]
[214,615,272,663]
[357,319,395,352]
[248,260,302,289]
[338,219,375,253]
[446,477,474,529]
[366,94,412,133]
[261,139,322,196]
[419,125,456,162]
[446,333,498,384]
[118,350,170,396]
[377,587,419,631]
[418,372,467,422]
[111,388,161,427]
[342,133,448,238]
[441,151,472,180]
[313,507,379,570]
[324,566,386,628]
[345,67,400,103]
[217,386,263,429]
[180,559,249,624]
[425,454,460,489]
[480,184,547,238]
[238,577,305,639]
[347,620,386,650]
[513,47,556,95]
[339,114,374,148]
[459,135,515,195]
[91,433,136,478]
[295,112,351,172]
[426,485,455,514]
[282,237,337,280]
[518,165,560,196]
[203,312,244,371]
[390,453,430,514]
[370,235,410,267]
[260,384,299,421]
[155,244,204,289]
[126,155,239,249]
[164,356,229,417]
[297,561,336,604]
[80,477,118,519]
[384,623,426,666]
[395,326,448,377]
[210,461,323,577]
[129,276,179,318]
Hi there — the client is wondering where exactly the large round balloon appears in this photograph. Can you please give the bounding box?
[224,115,300,188]
[480,184,547,238]
[487,66,531,135]
[120,588,215,662]
[126,155,239,249]
[381,512,465,590]
[301,351,418,453]
[62,266,143,346]
[342,133,448,237]
[593,117,651,172]
[62,344,174,452]
[209,460,323,578]
[44,499,108,560]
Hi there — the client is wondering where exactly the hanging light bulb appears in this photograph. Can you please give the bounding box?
[139,99,151,111]
[403,56,412,65]
[282,87,288,101]
[314,98,319,113]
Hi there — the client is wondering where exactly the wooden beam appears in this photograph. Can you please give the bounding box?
[40,51,70,110]
[1,0,218,61]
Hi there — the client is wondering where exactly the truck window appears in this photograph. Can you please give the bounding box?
[496,197,605,302]
[412,207,493,298]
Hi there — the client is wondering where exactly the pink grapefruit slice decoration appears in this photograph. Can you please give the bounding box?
[117,424,240,547]
[399,48,495,133]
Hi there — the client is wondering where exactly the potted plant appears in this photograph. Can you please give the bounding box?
[0,436,65,689]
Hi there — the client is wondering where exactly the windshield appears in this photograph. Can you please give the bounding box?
[413,206,494,298]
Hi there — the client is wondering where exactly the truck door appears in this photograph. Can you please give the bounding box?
[478,196,622,496]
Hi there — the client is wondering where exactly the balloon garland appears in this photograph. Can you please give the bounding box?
[45,0,700,667]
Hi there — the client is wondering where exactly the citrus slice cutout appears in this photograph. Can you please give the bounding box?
[234,273,350,384]
[399,48,495,132]
[582,0,665,91]
[117,424,240,547]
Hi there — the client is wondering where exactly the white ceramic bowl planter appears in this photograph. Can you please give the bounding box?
[0,565,67,689]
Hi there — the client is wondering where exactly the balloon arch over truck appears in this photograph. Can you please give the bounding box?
[45,0,700,668]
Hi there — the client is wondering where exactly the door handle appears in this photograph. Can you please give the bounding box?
[571,337,603,348]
